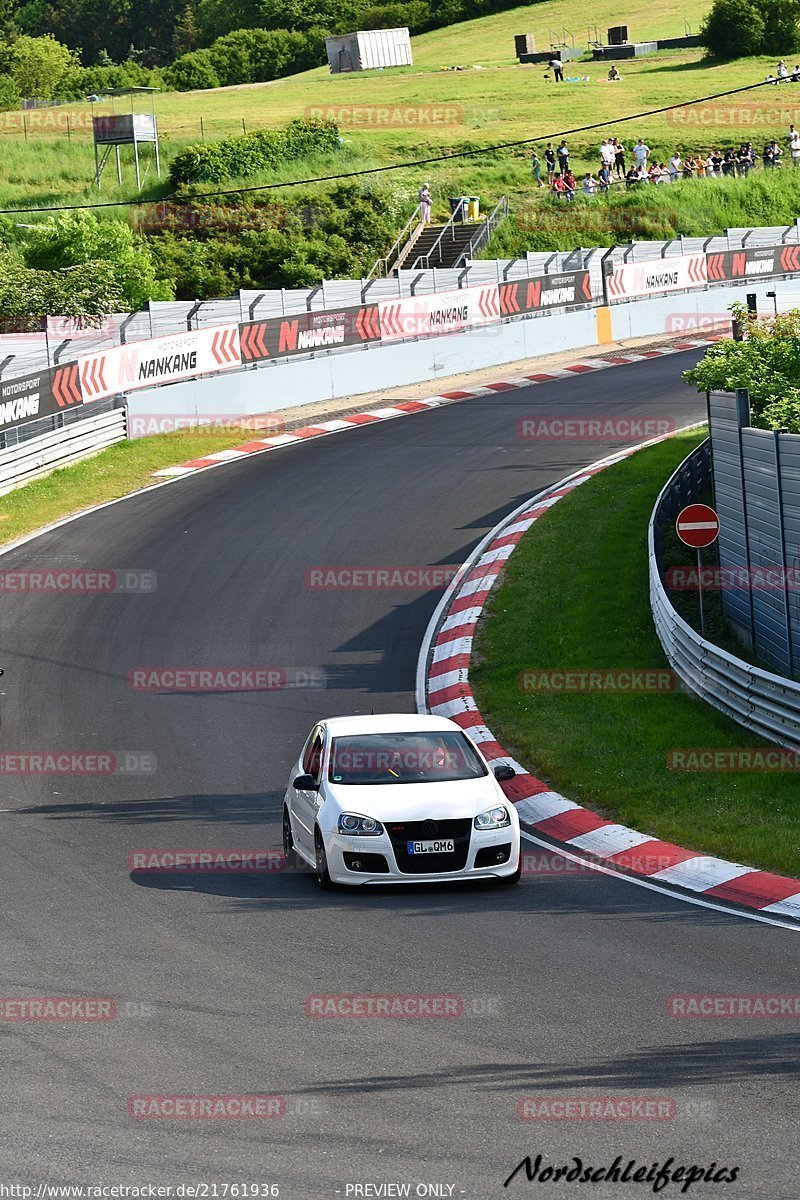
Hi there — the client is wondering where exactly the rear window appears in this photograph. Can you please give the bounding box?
[328,731,487,785]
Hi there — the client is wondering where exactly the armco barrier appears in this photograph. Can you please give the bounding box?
[650,441,800,750]
[0,405,126,496]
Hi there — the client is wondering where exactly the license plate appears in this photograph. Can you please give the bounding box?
[407,838,455,855]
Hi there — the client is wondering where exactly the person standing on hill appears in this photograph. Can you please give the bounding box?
[557,139,569,173]
[613,138,626,178]
[418,182,432,222]
[531,149,544,187]
[544,142,556,184]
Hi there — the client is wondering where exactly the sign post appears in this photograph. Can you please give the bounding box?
[676,503,720,638]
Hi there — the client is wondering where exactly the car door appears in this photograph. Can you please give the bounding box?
[291,725,325,856]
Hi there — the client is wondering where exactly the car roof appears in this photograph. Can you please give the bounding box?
[320,713,462,736]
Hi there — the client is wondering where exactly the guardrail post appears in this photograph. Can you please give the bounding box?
[733,387,757,654]
[186,300,202,331]
[248,293,264,321]
[119,311,140,346]
[53,340,72,365]
[0,354,13,379]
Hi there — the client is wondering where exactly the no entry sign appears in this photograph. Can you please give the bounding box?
[676,503,720,549]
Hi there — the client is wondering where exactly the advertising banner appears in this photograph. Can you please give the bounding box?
[706,244,800,282]
[378,284,500,343]
[240,305,380,364]
[77,325,242,403]
[0,367,68,436]
[608,254,707,300]
[498,271,592,315]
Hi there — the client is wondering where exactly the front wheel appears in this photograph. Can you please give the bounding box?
[314,828,334,890]
[282,806,297,869]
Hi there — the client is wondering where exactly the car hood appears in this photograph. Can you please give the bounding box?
[324,776,508,822]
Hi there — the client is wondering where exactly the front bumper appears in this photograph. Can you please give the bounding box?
[325,825,520,886]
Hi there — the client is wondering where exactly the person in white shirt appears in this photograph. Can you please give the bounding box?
[634,138,650,169]
[582,172,597,195]
[669,152,682,181]
[790,129,800,165]
[778,60,790,80]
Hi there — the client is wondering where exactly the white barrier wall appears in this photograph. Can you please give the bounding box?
[608,278,798,340]
[126,308,598,431]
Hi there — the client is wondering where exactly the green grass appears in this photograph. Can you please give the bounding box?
[3,0,797,222]
[471,429,800,877]
[0,426,261,546]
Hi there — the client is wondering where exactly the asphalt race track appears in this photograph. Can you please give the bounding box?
[0,349,797,1199]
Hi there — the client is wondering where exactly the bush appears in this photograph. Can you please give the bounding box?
[163,47,221,90]
[9,34,79,99]
[22,212,175,308]
[0,72,21,109]
[79,61,162,94]
[0,251,125,318]
[207,27,318,84]
[169,116,340,185]
[684,305,800,431]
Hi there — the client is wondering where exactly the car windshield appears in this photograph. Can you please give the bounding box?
[328,731,488,785]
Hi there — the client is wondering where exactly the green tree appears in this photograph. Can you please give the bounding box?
[23,212,174,308]
[163,46,220,89]
[9,34,79,98]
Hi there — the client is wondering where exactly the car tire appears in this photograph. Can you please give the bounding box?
[282,806,297,869]
[497,863,521,885]
[314,828,334,890]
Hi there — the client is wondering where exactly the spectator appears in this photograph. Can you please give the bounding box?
[625,164,643,188]
[763,140,776,168]
[695,154,706,178]
[705,150,716,177]
[792,64,800,80]
[598,162,611,191]
[607,64,621,80]
[531,149,543,187]
[557,139,569,173]
[778,60,790,81]
[544,142,556,185]
[657,161,669,183]
[634,137,650,170]
[563,168,576,200]
[790,127,800,166]
[613,138,626,178]
[549,55,564,82]
[682,154,696,179]
[710,147,723,174]
[669,151,683,182]
[722,148,736,175]
[600,139,615,172]
[551,172,566,199]
[648,162,662,183]
[582,172,597,195]
[736,143,751,175]
[771,138,784,166]
[418,182,432,222]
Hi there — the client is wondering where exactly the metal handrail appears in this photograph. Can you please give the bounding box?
[410,199,468,271]
[366,204,423,280]
[459,196,509,265]
[649,441,800,749]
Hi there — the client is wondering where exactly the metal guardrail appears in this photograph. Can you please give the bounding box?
[649,441,800,750]
[0,404,127,496]
[458,196,509,266]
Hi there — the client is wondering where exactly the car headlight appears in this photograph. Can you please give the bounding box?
[474,805,511,830]
[338,813,384,836]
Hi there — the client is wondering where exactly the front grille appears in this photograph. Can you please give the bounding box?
[386,818,472,874]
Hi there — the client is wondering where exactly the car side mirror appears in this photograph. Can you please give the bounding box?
[493,764,516,782]
[292,773,319,791]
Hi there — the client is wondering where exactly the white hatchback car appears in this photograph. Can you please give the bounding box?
[282,713,521,888]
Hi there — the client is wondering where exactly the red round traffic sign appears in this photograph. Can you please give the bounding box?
[676,503,720,549]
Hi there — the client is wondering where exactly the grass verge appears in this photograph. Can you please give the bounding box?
[0,427,258,547]
[471,428,800,877]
